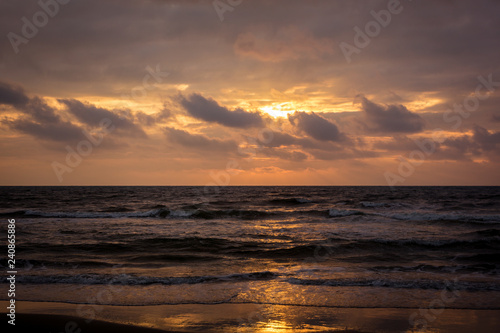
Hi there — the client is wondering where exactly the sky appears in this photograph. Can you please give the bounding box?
[1,0,500,185]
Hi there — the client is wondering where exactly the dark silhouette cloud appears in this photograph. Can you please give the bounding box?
[473,125,500,152]
[359,96,425,133]
[0,82,84,143]
[288,111,342,142]
[260,132,301,148]
[135,108,171,127]
[177,93,264,128]
[59,99,147,138]
[0,81,29,107]
[164,127,237,151]
[6,118,84,143]
[21,97,61,124]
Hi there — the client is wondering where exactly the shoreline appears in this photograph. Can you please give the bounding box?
[2,301,500,332]
[2,313,179,333]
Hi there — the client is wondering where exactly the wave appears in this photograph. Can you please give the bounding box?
[19,237,260,255]
[328,208,365,217]
[11,271,500,291]
[227,237,499,259]
[382,212,500,223]
[467,229,500,237]
[454,253,500,263]
[368,263,500,274]
[2,208,275,220]
[360,201,390,208]
[0,259,116,269]
[286,277,500,291]
[267,198,313,205]
[13,271,279,286]
[19,236,499,259]
[22,209,166,218]
[4,207,499,224]
[358,201,412,209]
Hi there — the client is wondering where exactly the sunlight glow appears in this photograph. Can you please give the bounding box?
[259,103,296,118]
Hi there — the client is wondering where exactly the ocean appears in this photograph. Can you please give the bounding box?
[1,186,500,329]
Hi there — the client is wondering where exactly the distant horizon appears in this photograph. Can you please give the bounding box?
[1,184,499,187]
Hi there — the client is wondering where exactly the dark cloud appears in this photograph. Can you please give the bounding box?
[288,111,343,142]
[164,127,237,151]
[21,97,61,124]
[247,129,359,161]
[359,97,425,133]
[135,107,171,127]
[259,131,301,148]
[0,81,29,107]
[473,125,500,152]
[0,82,136,145]
[374,135,474,161]
[5,118,84,143]
[177,93,264,128]
[59,99,147,138]
[372,136,420,152]
[0,82,85,143]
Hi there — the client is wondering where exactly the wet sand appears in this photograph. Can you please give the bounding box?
[2,313,180,333]
[2,301,500,332]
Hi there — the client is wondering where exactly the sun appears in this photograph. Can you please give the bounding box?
[259,103,295,118]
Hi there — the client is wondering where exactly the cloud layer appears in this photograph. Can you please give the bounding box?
[1,0,499,184]
[178,93,264,128]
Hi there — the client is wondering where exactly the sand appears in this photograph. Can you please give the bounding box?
[2,301,500,332]
[2,313,180,333]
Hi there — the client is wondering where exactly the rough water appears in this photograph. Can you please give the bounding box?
[1,186,499,309]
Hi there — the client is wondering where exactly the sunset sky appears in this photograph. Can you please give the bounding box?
[1,0,500,185]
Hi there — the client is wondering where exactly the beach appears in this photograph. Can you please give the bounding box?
[2,301,500,332]
[1,186,499,332]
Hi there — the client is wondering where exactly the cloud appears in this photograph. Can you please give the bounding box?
[59,99,147,138]
[135,107,171,127]
[177,93,264,128]
[374,135,474,161]
[288,111,343,142]
[359,96,425,133]
[260,147,308,162]
[0,82,85,143]
[5,118,85,143]
[0,82,139,144]
[473,125,500,152]
[164,127,237,152]
[0,81,30,107]
[21,97,62,124]
[234,26,335,62]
